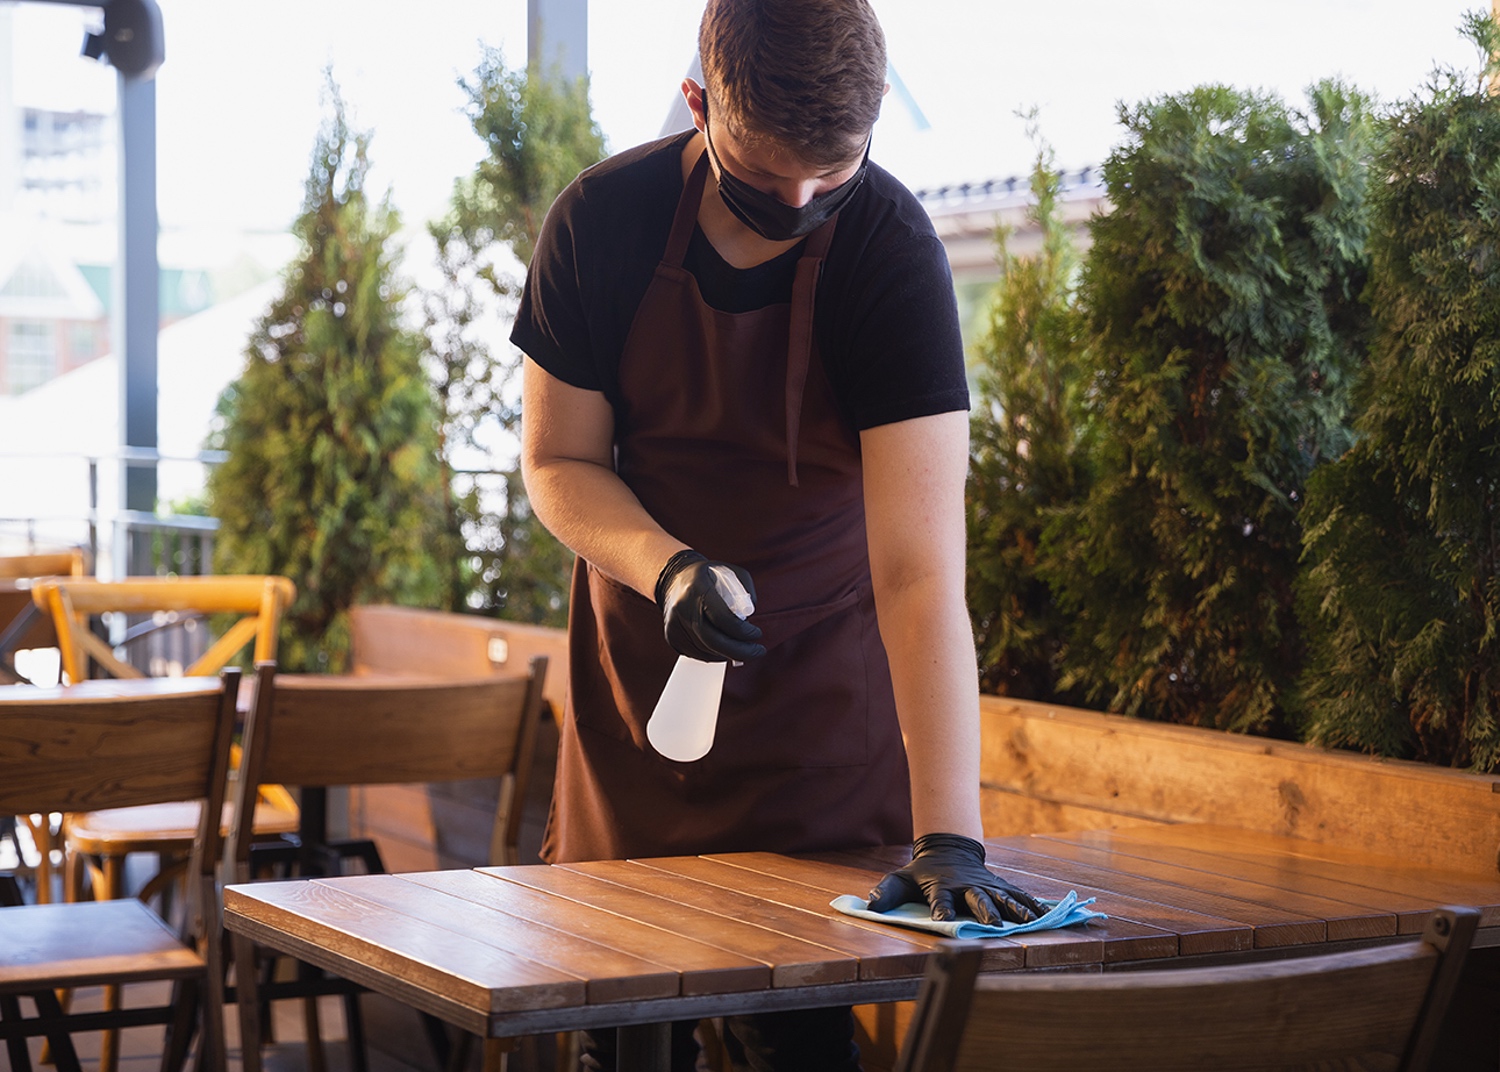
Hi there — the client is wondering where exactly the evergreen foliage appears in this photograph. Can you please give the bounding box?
[966,138,1094,699]
[425,49,606,625]
[1042,81,1374,731]
[208,84,452,672]
[1297,16,1500,770]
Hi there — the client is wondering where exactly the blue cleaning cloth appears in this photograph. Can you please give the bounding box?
[829,890,1106,939]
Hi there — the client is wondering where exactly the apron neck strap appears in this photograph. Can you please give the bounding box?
[664,151,711,268]
[785,212,839,487]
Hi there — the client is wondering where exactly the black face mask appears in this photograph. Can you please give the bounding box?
[703,111,870,241]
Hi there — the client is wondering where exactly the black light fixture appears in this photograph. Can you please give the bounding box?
[81,0,165,80]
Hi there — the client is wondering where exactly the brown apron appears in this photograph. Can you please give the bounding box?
[541,151,912,864]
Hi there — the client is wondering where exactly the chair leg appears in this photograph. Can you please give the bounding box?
[299,964,328,1072]
[161,977,198,1072]
[233,932,266,1072]
[97,851,127,1072]
[445,1030,472,1072]
[27,986,85,1072]
[557,1030,580,1072]
[197,924,228,1072]
[2,993,36,1072]
[482,1037,510,1072]
[343,990,370,1072]
[427,1009,457,1070]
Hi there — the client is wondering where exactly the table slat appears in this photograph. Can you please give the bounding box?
[479,865,847,990]
[600,857,948,983]
[1042,829,1448,933]
[953,843,1327,948]
[1079,825,1500,927]
[625,857,939,979]
[224,880,583,1013]
[322,874,679,1004]
[402,869,770,996]
[557,860,856,987]
[989,836,1396,943]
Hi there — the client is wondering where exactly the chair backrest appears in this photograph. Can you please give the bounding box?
[31,574,295,683]
[0,673,238,898]
[896,907,1479,1072]
[227,657,549,875]
[0,549,86,580]
[348,603,569,716]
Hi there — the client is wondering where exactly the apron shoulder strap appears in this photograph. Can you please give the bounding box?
[785,214,839,487]
[663,151,711,269]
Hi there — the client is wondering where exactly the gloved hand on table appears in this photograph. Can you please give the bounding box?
[867,832,1045,924]
[655,549,766,663]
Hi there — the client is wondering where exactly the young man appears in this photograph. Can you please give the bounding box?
[515,1,1042,1067]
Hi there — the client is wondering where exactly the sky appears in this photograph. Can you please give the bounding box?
[6,0,1486,236]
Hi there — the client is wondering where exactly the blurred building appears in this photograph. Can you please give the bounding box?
[0,4,286,399]
[915,167,1108,348]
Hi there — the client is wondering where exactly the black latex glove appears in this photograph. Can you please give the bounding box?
[867,832,1046,925]
[655,550,766,663]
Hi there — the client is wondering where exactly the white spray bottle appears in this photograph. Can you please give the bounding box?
[646,564,755,762]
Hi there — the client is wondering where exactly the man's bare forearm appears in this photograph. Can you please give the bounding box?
[524,455,686,598]
[877,575,985,840]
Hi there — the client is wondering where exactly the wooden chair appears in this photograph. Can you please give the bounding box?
[0,549,87,580]
[0,549,87,901]
[895,906,1479,1072]
[226,657,550,1072]
[0,673,238,1072]
[28,575,299,1072]
[30,574,294,685]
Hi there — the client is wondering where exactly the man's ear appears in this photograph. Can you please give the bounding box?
[682,78,708,132]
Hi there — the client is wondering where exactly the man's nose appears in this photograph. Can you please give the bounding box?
[772,179,821,208]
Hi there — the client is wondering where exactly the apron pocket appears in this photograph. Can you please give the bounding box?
[710,584,881,771]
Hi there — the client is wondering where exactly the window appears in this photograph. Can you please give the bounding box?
[8,322,56,394]
[69,321,99,360]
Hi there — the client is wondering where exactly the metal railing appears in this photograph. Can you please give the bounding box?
[2,448,224,678]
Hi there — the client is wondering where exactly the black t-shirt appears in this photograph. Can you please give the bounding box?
[511,130,968,431]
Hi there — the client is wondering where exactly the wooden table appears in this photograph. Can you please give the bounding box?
[223,827,1500,1070]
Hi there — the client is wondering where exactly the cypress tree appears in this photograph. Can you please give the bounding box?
[967,139,1094,700]
[425,49,606,625]
[208,83,451,671]
[1044,81,1373,731]
[1297,16,1500,769]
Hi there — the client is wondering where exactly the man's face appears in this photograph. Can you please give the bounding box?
[706,118,867,210]
[686,79,866,210]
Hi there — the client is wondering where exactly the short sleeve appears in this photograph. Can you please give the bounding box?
[510,180,599,391]
[828,228,970,431]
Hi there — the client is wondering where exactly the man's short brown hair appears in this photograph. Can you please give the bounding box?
[699,0,886,169]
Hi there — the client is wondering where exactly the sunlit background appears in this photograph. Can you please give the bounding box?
[0,0,1486,582]
[6,0,1481,232]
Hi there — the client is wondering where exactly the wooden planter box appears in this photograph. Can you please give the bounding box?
[976,694,1500,876]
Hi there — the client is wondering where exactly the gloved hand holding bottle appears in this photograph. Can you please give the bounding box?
[655,549,765,663]
[867,833,1045,925]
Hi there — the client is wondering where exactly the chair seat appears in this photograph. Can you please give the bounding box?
[0,899,205,991]
[66,799,300,855]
